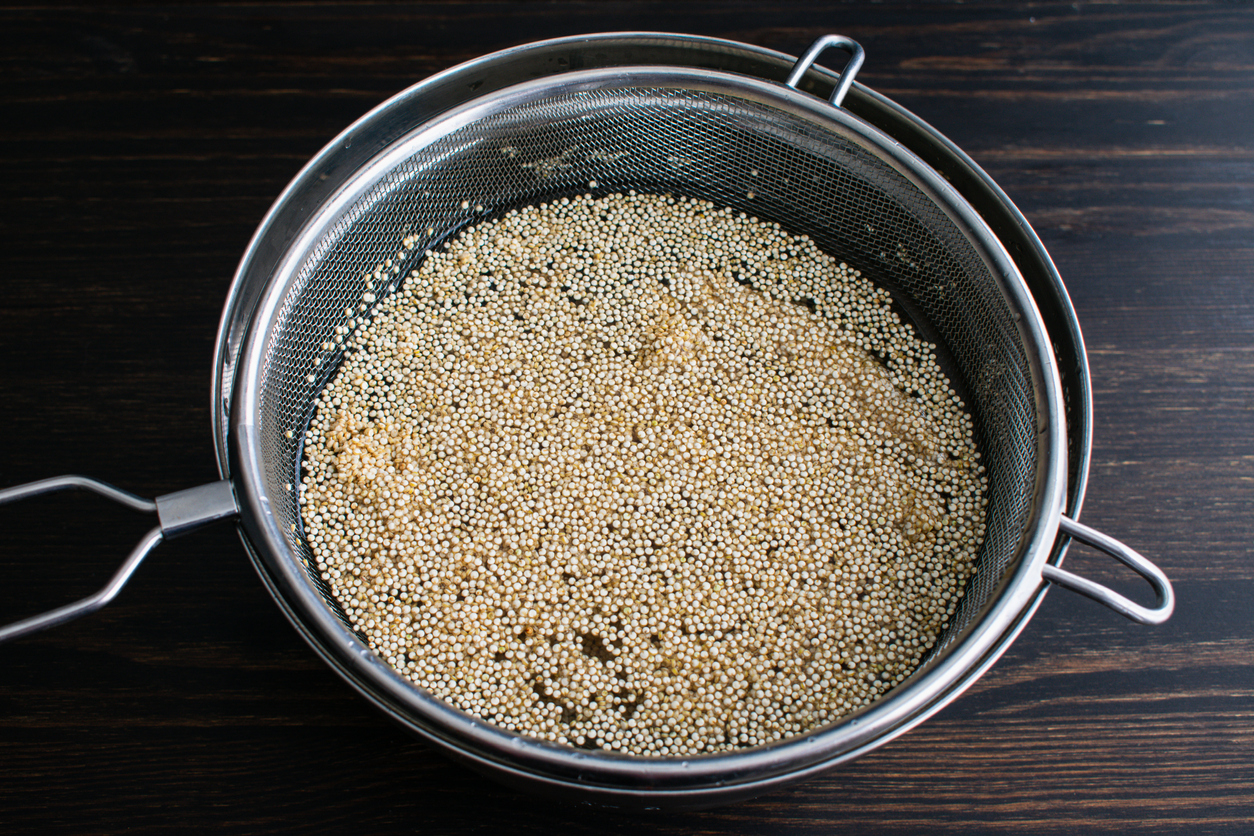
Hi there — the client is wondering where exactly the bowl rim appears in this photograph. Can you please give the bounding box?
[215,31,1084,804]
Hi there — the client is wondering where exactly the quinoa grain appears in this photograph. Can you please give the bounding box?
[299,193,985,755]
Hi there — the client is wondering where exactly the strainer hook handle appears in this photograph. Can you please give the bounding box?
[785,34,866,108]
[0,476,237,644]
[1042,515,1175,625]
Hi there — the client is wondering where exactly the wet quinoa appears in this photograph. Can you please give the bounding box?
[299,192,986,755]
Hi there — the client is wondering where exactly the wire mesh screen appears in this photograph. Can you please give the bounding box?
[254,84,1037,660]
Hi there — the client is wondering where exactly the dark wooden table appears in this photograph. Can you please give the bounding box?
[1,3,1250,833]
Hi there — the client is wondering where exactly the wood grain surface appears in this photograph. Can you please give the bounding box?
[0,3,1250,833]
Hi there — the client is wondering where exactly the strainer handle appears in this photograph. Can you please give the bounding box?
[785,34,866,108]
[0,476,237,644]
[1042,514,1175,625]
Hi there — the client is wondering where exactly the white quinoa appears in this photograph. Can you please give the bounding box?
[299,192,986,756]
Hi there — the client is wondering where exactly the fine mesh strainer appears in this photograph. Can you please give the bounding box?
[0,33,1173,809]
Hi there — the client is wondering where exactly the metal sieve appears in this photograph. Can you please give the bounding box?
[0,33,1173,809]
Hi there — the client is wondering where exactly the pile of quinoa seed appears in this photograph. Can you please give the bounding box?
[299,192,987,756]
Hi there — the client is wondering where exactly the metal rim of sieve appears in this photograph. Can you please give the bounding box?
[0,32,1174,810]
[223,44,1068,800]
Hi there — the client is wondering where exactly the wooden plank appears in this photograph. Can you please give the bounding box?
[0,3,1249,832]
